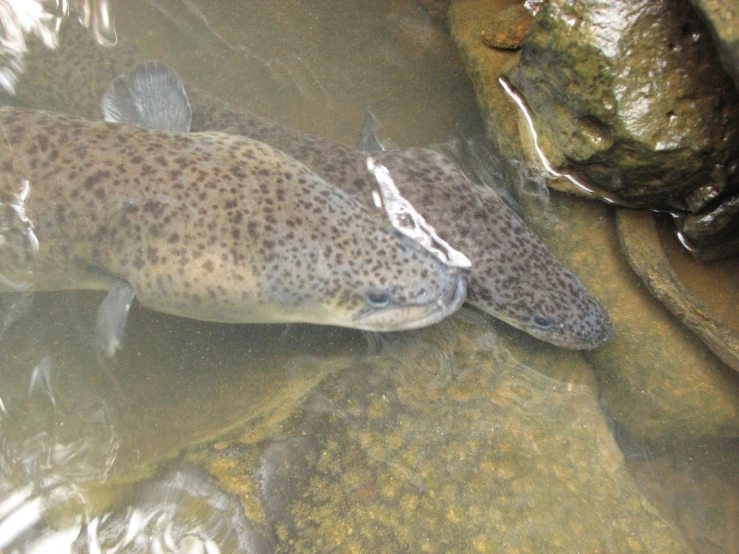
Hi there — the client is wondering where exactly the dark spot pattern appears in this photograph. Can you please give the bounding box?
[0,45,610,345]
[0,107,461,331]
[187,99,612,348]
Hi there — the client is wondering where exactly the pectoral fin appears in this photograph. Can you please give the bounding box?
[96,280,136,357]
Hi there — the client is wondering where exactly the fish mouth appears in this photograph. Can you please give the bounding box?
[525,305,614,350]
[357,273,467,331]
[573,310,614,350]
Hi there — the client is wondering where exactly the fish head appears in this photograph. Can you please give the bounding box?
[470,245,613,349]
[374,146,613,349]
[343,230,468,331]
[466,199,614,349]
[513,270,612,349]
[253,183,467,332]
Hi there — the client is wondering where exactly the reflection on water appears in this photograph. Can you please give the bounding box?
[0,355,117,550]
[0,0,114,93]
[0,291,368,551]
[0,0,736,552]
[1,291,367,472]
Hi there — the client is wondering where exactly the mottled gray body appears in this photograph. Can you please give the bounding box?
[187,93,612,348]
[0,108,464,330]
[2,23,611,348]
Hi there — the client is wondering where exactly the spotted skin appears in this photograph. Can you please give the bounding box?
[367,149,612,348]
[2,23,611,348]
[186,95,612,348]
[0,108,465,330]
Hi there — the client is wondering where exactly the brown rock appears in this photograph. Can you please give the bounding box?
[191,317,691,552]
[503,0,739,258]
[481,4,533,50]
[507,0,739,209]
[617,208,739,372]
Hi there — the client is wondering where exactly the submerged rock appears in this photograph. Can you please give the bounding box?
[627,439,739,553]
[527,192,739,444]
[617,208,739,373]
[188,317,690,552]
[505,0,739,259]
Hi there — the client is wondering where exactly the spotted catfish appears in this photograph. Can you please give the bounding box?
[0,106,466,354]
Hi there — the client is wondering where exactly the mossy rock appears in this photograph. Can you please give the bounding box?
[188,316,691,552]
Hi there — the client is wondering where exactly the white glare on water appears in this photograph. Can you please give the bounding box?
[367,156,472,269]
[0,0,114,93]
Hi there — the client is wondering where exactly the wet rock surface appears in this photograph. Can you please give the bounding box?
[450,0,739,440]
[679,194,739,261]
[504,0,739,259]
[481,4,533,50]
[689,0,739,90]
[187,318,690,552]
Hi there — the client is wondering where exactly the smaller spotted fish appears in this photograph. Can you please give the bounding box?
[0,102,466,354]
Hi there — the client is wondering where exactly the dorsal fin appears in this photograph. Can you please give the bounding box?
[102,61,191,132]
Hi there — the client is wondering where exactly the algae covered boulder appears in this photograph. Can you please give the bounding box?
[506,0,739,258]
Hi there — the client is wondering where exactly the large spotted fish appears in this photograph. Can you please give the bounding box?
[0,105,466,354]
[2,22,612,349]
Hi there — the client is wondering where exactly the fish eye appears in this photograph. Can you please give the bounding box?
[365,290,391,308]
[531,314,553,329]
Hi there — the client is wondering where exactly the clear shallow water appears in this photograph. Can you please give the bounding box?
[0,1,737,552]
[115,0,484,149]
